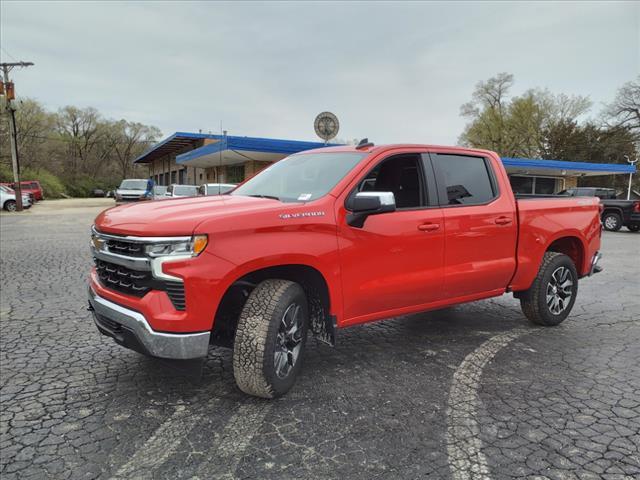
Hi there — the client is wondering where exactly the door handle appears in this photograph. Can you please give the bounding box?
[495,216,513,225]
[418,222,440,232]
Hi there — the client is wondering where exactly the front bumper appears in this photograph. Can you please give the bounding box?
[88,287,210,359]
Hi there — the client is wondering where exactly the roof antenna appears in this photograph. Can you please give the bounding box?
[356,138,374,149]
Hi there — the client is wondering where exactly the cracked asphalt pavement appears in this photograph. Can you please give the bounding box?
[1,201,639,479]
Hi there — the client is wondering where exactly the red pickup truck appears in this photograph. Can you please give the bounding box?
[89,143,602,398]
[1,180,44,201]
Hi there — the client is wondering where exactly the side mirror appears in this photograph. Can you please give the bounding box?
[347,191,396,228]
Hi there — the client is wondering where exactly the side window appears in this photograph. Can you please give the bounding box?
[432,154,496,206]
[354,154,426,209]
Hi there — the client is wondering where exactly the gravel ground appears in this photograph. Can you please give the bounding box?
[1,200,638,479]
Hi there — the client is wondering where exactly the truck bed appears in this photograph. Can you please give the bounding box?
[509,195,601,291]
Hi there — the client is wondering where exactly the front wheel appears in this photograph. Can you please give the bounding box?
[602,212,622,231]
[519,252,578,326]
[3,200,16,212]
[232,279,308,398]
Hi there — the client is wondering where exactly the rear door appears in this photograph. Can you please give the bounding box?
[429,152,517,298]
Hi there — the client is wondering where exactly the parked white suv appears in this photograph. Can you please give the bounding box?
[0,185,32,211]
[165,184,198,198]
[198,183,237,195]
[115,179,152,204]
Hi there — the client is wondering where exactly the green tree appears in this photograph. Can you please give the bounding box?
[459,74,590,159]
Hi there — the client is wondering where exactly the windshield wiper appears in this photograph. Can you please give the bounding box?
[247,194,281,201]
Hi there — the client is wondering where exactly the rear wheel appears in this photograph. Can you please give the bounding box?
[3,200,16,212]
[519,252,578,326]
[232,279,308,398]
[602,212,622,231]
[627,224,640,232]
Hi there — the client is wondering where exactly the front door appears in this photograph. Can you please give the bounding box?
[337,152,445,325]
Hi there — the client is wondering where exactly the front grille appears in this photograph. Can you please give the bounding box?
[95,259,151,296]
[94,258,186,311]
[105,239,146,257]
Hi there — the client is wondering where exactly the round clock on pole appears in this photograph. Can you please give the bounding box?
[314,111,339,144]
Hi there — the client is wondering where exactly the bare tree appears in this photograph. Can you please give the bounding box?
[56,106,103,176]
[111,121,161,179]
[605,76,640,134]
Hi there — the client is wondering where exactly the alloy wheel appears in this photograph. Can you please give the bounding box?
[604,216,618,230]
[274,303,304,379]
[546,266,574,315]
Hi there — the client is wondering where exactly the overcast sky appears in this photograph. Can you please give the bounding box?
[1,1,638,145]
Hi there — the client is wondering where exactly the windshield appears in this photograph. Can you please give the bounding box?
[232,152,365,202]
[119,180,148,190]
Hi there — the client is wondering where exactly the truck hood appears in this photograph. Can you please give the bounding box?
[95,195,286,236]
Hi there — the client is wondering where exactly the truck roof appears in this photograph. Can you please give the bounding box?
[302,143,497,158]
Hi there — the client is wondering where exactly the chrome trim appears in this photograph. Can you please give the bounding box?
[151,255,191,282]
[355,191,396,206]
[88,287,209,359]
[589,251,602,276]
[91,225,191,244]
[92,247,151,271]
[90,226,191,282]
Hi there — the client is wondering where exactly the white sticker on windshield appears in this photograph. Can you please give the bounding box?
[298,193,312,201]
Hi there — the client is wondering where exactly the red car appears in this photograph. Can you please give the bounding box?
[88,142,602,398]
[1,181,44,201]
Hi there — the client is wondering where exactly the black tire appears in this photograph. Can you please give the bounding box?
[627,224,640,233]
[519,252,578,326]
[602,212,622,231]
[232,279,308,398]
[4,200,16,212]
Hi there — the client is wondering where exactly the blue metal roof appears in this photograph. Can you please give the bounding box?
[501,157,636,174]
[134,132,222,164]
[176,135,333,164]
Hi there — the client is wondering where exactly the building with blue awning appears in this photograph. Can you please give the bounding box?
[134,131,636,194]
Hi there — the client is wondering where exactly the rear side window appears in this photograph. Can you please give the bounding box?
[432,154,496,205]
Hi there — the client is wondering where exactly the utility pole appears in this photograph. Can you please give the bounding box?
[1,61,34,211]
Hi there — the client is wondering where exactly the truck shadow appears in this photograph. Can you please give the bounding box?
[127,298,535,398]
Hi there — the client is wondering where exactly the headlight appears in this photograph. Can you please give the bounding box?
[145,235,208,258]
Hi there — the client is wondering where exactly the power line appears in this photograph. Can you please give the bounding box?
[0,47,18,62]
[10,132,155,146]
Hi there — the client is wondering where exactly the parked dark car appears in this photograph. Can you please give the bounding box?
[92,189,106,198]
[558,188,640,232]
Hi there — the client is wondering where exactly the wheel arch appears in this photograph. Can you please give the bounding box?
[601,206,623,216]
[211,263,335,347]
[546,236,586,275]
